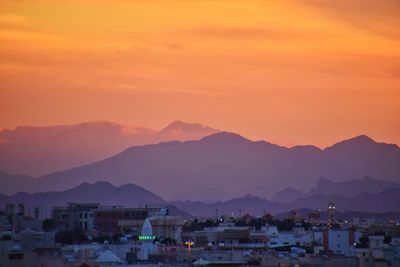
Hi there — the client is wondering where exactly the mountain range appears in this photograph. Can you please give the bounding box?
[271,176,400,202]
[0,181,188,218]
[172,187,400,217]
[1,180,399,219]
[0,121,218,176]
[2,131,398,201]
[1,120,400,203]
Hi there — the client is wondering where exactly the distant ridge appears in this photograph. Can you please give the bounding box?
[0,181,189,217]
[271,187,304,203]
[307,176,400,197]
[1,179,400,218]
[171,187,400,217]
[272,176,400,202]
[1,132,397,202]
[0,120,219,176]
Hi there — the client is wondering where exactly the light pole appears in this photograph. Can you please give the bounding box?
[185,240,194,267]
[328,202,336,226]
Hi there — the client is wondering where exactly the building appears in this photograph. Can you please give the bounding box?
[267,229,313,248]
[0,230,60,267]
[93,205,171,237]
[118,215,185,243]
[183,224,267,250]
[93,206,148,237]
[325,229,362,256]
[308,211,321,224]
[52,203,99,232]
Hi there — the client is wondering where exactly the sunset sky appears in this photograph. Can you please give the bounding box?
[0,0,399,147]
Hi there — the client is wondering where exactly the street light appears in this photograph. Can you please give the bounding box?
[328,202,336,226]
[185,240,194,266]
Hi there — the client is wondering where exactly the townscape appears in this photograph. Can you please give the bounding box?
[0,201,399,267]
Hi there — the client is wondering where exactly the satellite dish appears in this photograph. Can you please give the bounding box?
[159,208,168,216]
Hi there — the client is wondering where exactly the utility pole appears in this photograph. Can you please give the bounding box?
[185,240,194,267]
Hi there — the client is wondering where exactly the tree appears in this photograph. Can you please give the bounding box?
[43,219,57,232]
[55,228,86,244]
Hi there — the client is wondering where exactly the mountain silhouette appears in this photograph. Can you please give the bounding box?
[4,132,399,201]
[0,181,189,218]
[0,121,219,176]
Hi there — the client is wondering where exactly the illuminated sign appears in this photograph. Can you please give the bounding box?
[138,235,155,240]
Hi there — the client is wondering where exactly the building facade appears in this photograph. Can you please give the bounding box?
[52,203,99,232]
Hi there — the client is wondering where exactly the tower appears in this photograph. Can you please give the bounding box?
[328,202,335,225]
[138,218,156,260]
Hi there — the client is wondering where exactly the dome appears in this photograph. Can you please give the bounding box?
[96,250,121,263]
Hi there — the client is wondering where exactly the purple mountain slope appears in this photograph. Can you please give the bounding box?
[175,188,400,219]
[171,194,291,217]
[0,121,219,176]
[172,187,400,217]
[1,180,399,218]
[307,176,400,197]
[272,176,400,202]
[1,132,399,202]
[322,135,400,180]
[271,187,305,203]
[0,181,188,218]
[0,172,33,195]
[288,188,400,213]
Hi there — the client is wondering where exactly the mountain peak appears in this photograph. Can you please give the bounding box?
[74,181,115,190]
[157,121,219,141]
[243,193,259,199]
[271,187,304,203]
[347,134,375,143]
[161,120,216,133]
[326,135,376,151]
[200,131,250,144]
[166,120,192,128]
[317,177,333,186]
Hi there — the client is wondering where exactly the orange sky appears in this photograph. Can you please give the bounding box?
[0,0,399,147]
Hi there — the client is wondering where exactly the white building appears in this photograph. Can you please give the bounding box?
[138,218,156,260]
[265,226,313,248]
[328,229,352,255]
[327,229,361,256]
